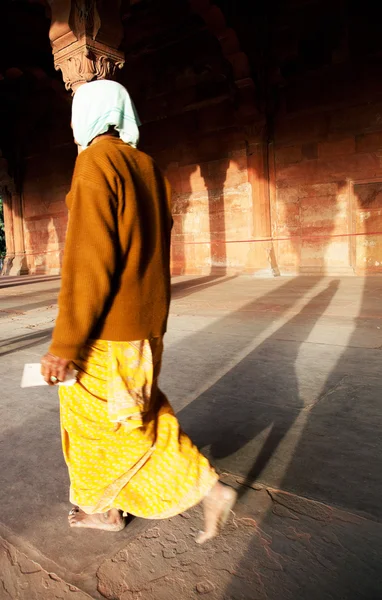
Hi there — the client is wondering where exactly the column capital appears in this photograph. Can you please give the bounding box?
[48,0,125,93]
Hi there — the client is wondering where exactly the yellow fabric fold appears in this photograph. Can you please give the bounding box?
[59,338,218,518]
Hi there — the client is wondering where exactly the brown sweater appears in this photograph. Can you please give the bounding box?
[50,137,172,360]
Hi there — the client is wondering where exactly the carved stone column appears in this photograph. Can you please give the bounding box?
[0,152,28,276]
[246,125,280,277]
[48,0,125,93]
[10,192,29,276]
[1,190,15,276]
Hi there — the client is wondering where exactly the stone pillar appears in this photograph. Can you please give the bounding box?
[48,0,125,93]
[0,152,28,276]
[1,191,15,276]
[247,129,280,276]
[9,192,29,276]
[248,141,271,239]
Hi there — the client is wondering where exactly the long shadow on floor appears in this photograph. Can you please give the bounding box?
[0,275,61,289]
[178,279,339,498]
[279,276,382,519]
[0,298,58,314]
[223,274,382,600]
[171,274,237,300]
[0,328,53,356]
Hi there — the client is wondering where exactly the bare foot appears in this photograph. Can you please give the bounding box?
[196,482,237,544]
[68,507,126,531]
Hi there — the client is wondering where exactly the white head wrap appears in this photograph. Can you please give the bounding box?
[71,80,141,149]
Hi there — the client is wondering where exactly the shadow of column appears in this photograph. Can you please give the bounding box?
[176,277,339,496]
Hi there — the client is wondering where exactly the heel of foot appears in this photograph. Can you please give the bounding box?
[196,486,237,545]
[196,529,217,545]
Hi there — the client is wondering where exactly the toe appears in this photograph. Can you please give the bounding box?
[69,519,80,527]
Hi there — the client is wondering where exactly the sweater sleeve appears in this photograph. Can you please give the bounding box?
[49,168,118,360]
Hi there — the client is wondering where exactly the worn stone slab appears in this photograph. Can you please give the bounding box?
[0,274,382,597]
[0,536,92,600]
[95,481,382,600]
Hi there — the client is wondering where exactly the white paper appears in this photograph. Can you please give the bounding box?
[21,363,78,388]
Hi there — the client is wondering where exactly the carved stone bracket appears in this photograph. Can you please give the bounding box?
[48,0,125,93]
[54,40,125,92]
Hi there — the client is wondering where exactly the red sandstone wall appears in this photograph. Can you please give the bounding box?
[21,94,76,274]
[15,0,382,277]
[121,0,268,276]
[272,84,382,275]
[158,97,382,276]
[21,95,382,277]
[23,144,74,274]
[264,0,382,275]
[142,116,272,276]
[4,0,382,277]
[162,134,254,275]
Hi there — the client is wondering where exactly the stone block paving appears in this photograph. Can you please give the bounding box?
[96,478,382,600]
[2,480,382,600]
[0,538,91,599]
[1,275,382,599]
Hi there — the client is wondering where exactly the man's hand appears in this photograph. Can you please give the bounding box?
[41,353,72,385]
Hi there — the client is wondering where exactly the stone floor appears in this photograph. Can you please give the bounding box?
[0,274,382,599]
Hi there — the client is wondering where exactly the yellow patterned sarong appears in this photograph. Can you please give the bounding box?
[59,339,218,518]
